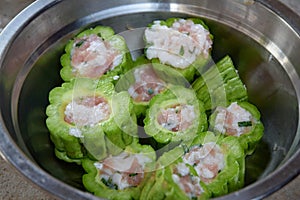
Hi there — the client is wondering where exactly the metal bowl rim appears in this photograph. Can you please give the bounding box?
[0,0,299,199]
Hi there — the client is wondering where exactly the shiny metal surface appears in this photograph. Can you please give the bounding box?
[0,0,299,199]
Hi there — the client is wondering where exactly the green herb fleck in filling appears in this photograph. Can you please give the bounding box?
[179,45,185,56]
[101,178,118,190]
[75,39,85,47]
[238,121,252,127]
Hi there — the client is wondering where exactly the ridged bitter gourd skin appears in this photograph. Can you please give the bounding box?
[192,55,248,111]
[60,26,132,82]
[190,132,245,196]
[209,101,264,155]
[144,85,208,144]
[115,55,191,119]
[82,142,156,200]
[115,56,168,118]
[140,131,245,199]
[46,78,137,163]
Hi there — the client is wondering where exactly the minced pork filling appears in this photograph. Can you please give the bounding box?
[145,19,212,69]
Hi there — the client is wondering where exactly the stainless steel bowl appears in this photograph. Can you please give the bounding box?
[0,0,299,199]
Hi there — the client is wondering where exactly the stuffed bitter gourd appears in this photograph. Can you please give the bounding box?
[46,78,137,163]
[144,85,208,144]
[141,131,245,199]
[115,56,168,118]
[144,18,213,82]
[192,55,248,111]
[140,164,211,200]
[60,26,132,82]
[189,132,245,196]
[82,142,156,200]
[209,101,264,155]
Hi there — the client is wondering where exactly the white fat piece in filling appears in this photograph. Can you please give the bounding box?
[69,127,83,138]
[183,142,225,183]
[144,19,212,69]
[214,102,253,136]
[94,152,152,190]
[65,97,111,133]
[159,104,196,132]
[71,34,123,77]
[172,163,204,198]
[127,65,166,102]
